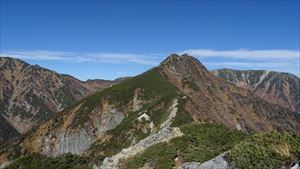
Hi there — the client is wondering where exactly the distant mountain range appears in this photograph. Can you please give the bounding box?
[0,57,126,144]
[0,55,299,169]
[212,69,300,112]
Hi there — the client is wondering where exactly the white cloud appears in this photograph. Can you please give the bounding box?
[181,49,299,60]
[204,61,299,75]
[1,49,299,76]
[0,50,160,65]
[180,49,300,76]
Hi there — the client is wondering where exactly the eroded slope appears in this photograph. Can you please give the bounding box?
[212,69,300,112]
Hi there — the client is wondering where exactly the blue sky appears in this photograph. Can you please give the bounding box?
[1,0,299,80]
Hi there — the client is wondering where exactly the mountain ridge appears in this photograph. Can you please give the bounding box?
[0,56,124,144]
[1,54,300,169]
[212,68,300,112]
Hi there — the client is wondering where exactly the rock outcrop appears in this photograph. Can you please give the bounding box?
[290,161,300,169]
[181,154,232,169]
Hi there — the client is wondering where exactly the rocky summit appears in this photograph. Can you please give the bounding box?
[1,54,300,169]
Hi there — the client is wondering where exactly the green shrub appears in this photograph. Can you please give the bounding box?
[5,153,92,169]
[124,124,246,169]
[228,131,300,169]
[71,68,177,128]
[171,97,192,127]
[124,142,177,169]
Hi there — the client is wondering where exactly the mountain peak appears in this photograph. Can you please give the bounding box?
[160,53,199,65]
[159,54,209,79]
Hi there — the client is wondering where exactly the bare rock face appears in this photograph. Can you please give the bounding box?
[21,101,126,156]
[45,129,93,156]
[92,108,125,134]
[181,154,234,169]
[290,160,300,169]
[158,54,300,133]
[182,162,202,169]
[0,57,122,142]
[212,69,300,112]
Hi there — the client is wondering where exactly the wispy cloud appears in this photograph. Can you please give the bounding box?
[204,61,299,75]
[181,49,299,60]
[180,49,300,76]
[1,49,299,76]
[0,50,161,65]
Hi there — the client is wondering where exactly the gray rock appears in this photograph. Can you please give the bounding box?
[41,107,125,156]
[181,154,233,169]
[290,160,300,169]
[182,162,202,169]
